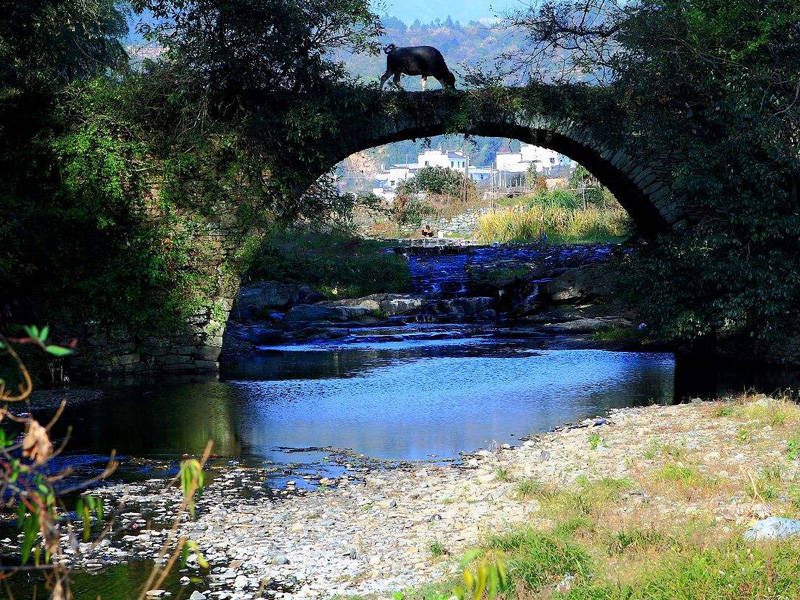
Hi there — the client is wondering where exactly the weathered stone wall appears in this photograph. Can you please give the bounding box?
[70,297,232,377]
[418,208,491,238]
[69,199,241,379]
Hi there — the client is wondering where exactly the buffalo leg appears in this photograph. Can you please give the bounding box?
[379,69,392,91]
[393,73,403,91]
[421,76,427,92]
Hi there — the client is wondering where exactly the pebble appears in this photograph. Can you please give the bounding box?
[744,517,800,541]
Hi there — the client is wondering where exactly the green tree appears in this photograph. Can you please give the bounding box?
[506,0,800,353]
[0,0,128,95]
[132,0,383,100]
[398,166,475,199]
[0,0,389,344]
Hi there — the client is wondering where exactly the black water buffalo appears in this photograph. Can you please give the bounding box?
[379,44,456,91]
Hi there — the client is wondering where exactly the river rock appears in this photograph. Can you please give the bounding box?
[189,592,207,600]
[743,517,800,541]
[321,293,426,316]
[539,264,611,303]
[232,281,316,320]
[539,317,633,334]
[283,305,352,323]
[422,297,494,322]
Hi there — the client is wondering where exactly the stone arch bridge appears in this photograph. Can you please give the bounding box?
[77,86,689,377]
[294,87,684,236]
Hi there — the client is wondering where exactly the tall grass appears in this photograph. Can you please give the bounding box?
[244,229,411,299]
[476,206,630,244]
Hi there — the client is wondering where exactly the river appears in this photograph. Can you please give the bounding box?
[7,244,800,598]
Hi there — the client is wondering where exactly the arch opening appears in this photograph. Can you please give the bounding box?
[326,121,671,237]
[328,132,644,243]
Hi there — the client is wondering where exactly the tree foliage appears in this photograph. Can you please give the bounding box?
[0,0,384,341]
[506,0,800,354]
[397,166,475,198]
[0,0,128,95]
[132,0,383,101]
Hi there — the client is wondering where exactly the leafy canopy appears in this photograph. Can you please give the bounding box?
[506,0,800,349]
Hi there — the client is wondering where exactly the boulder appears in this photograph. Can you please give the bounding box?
[232,281,315,320]
[422,297,494,322]
[539,264,612,303]
[378,294,426,316]
[320,293,426,316]
[320,297,382,312]
[282,305,351,323]
[539,317,633,334]
[744,517,800,541]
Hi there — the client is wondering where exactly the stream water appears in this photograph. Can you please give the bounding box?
[8,244,800,598]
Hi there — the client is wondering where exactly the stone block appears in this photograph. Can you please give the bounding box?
[116,353,141,366]
[160,354,193,365]
[194,360,219,371]
[196,346,222,361]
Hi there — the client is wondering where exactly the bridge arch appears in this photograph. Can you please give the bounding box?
[310,90,681,236]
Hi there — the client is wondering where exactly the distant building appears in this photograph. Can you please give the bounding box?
[372,149,472,200]
[416,149,467,170]
[468,167,492,183]
[495,143,569,184]
[372,165,414,201]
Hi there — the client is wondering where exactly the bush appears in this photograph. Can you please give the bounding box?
[398,166,475,199]
[244,229,411,299]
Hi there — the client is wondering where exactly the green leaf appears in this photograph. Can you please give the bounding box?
[459,549,482,569]
[181,544,190,567]
[45,345,73,356]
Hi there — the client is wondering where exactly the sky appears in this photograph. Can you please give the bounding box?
[376,0,521,24]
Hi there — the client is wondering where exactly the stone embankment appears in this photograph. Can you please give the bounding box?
[57,396,800,599]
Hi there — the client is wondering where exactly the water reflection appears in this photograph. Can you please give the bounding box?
[57,346,675,462]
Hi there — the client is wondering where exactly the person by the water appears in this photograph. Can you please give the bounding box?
[421,225,434,237]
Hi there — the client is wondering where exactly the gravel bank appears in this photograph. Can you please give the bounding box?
[47,398,800,599]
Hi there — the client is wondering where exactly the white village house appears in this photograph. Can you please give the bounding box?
[495,143,569,186]
[372,144,569,200]
[372,149,468,200]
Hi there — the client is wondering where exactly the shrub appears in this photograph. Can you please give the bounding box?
[398,166,475,199]
[244,229,411,299]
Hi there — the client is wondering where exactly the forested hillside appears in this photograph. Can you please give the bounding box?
[337,16,525,177]
[342,16,520,87]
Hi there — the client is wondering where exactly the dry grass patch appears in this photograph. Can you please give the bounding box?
[709,393,800,428]
[637,460,720,502]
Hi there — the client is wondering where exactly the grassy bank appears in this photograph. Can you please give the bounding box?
[476,205,630,244]
[396,395,800,600]
[244,230,410,299]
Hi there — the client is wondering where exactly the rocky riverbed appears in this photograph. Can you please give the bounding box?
[32,395,800,599]
[221,243,646,363]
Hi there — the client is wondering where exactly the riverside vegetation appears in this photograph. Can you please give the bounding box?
[0,331,208,599]
[474,168,631,244]
[244,229,411,300]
